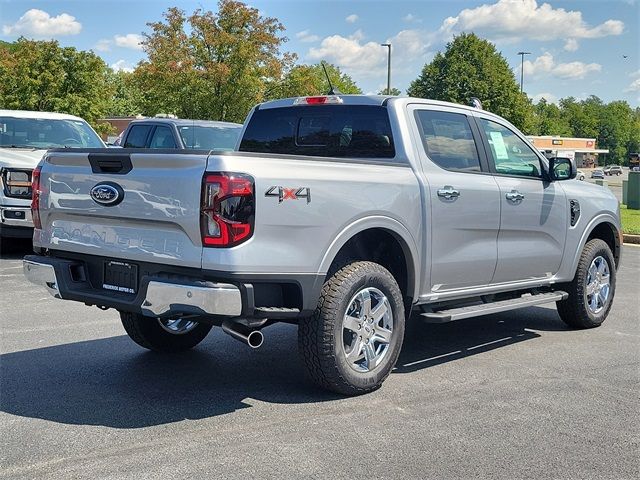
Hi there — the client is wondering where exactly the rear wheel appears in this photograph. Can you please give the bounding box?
[298,261,405,396]
[120,311,212,352]
[556,239,616,328]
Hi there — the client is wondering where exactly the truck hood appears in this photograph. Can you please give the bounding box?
[0,148,46,170]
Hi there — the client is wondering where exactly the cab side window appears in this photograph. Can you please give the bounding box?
[414,110,481,172]
[149,126,177,149]
[479,119,542,178]
[123,125,152,148]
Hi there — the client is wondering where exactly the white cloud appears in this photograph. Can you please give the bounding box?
[389,29,430,61]
[114,33,144,50]
[345,14,358,24]
[295,30,320,43]
[2,9,81,37]
[437,0,624,43]
[110,60,134,73]
[564,38,579,52]
[403,14,421,23]
[532,92,558,104]
[625,78,640,92]
[308,28,430,79]
[309,35,386,75]
[521,52,601,80]
[94,39,111,52]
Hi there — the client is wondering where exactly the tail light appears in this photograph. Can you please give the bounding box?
[201,172,254,247]
[31,165,42,229]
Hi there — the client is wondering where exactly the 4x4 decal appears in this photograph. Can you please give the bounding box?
[265,186,311,204]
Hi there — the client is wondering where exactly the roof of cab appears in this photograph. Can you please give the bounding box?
[128,117,242,128]
[0,109,89,121]
[256,94,485,115]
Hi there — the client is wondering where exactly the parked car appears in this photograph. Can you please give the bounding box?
[120,118,242,151]
[591,169,605,179]
[603,165,623,176]
[0,109,105,239]
[576,169,586,181]
[24,95,621,395]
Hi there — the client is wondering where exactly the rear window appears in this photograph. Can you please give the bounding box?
[124,125,152,148]
[179,125,241,150]
[239,105,395,159]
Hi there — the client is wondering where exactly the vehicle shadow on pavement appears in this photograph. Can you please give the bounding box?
[395,306,567,374]
[0,306,569,429]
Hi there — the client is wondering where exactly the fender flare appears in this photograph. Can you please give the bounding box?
[568,213,621,277]
[317,215,420,301]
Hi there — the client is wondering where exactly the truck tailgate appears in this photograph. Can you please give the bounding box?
[34,150,208,268]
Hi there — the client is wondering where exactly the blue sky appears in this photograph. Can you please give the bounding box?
[1,0,638,105]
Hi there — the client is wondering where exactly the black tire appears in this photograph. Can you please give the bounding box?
[120,311,212,352]
[556,239,616,329]
[298,261,405,396]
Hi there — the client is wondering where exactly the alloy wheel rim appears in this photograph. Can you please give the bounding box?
[157,318,199,335]
[585,256,610,314]
[342,287,393,373]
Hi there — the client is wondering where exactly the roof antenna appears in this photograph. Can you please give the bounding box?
[321,61,342,95]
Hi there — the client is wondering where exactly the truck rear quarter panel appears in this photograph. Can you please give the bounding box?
[202,153,422,280]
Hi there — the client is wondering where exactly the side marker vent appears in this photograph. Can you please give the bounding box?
[570,199,580,226]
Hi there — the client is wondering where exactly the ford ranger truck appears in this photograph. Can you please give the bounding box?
[0,110,105,241]
[23,95,622,395]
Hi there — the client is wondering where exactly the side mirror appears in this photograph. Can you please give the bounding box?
[549,157,576,181]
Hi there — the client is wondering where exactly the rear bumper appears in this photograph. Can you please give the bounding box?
[23,253,323,320]
[24,256,242,318]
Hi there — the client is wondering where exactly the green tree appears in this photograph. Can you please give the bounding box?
[105,70,143,117]
[627,107,640,162]
[533,99,572,136]
[134,1,295,122]
[596,100,635,164]
[407,33,534,131]
[0,38,112,126]
[558,97,599,138]
[377,87,402,96]
[266,63,361,99]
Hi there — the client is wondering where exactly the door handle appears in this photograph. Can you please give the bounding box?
[437,186,460,200]
[505,190,525,202]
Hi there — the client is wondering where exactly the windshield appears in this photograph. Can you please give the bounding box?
[0,116,104,149]
[178,125,242,150]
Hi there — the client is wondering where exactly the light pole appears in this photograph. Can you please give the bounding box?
[517,51,531,93]
[381,43,391,95]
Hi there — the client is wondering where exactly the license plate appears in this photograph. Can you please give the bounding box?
[103,261,138,294]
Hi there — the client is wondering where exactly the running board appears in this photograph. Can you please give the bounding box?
[420,291,568,323]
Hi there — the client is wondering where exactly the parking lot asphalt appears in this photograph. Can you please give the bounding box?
[1,239,639,480]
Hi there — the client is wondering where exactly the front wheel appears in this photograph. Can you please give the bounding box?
[298,261,405,396]
[120,311,212,352]
[556,239,616,328]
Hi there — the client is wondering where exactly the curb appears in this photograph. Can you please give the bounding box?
[623,234,640,245]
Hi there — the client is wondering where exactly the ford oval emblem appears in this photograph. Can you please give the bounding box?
[90,182,124,206]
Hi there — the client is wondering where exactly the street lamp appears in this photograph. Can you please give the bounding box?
[517,51,531,93]
[381,43,391,95]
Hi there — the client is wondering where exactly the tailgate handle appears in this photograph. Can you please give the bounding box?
[88,154,133,175]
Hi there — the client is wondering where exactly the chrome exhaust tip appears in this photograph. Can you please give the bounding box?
[222,320,264,349]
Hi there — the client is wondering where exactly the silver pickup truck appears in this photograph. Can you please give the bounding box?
[24,95,622,395]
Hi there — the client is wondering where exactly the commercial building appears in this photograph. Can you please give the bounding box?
[527,136,609,168]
